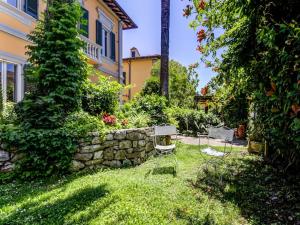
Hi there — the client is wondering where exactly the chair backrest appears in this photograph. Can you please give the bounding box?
[208,127,234,142]
[154,125,177,136]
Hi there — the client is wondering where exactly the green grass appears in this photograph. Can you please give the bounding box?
[0,143,299,225]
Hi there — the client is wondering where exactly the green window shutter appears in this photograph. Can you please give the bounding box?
[110,32,116,61]
[80,7,89,38]
[96,20,102,46]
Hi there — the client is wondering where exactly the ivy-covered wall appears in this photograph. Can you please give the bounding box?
[0,128,155,173]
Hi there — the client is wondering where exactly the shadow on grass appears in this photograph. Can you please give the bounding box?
[1,184,113,225]
[0,171,96,209]
[152,166,176,176]
[192,156,300,225]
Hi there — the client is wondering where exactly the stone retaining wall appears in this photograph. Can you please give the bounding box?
[0,127,155,173]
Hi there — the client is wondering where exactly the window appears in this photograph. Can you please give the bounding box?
[24,0,38,19]
[101,27,116,61]
[3,0,38,19]
[0,60,23,103]
[104,30,108,57]
[6,63,17,102]
[7,0,17,7]
[80,7,89,38]
[131,51,136,58]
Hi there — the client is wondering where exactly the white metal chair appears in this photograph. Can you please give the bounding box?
[198,126,235,183]
[153,125,178,175]
[199,126,235,157]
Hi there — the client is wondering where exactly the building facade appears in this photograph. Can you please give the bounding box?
[0,0,136,103]
[123,47,160,100]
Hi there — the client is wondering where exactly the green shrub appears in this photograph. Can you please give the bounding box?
[127,112,151,128]
[131,94,171,125]
[82,73,122,115]
[168,107,221,135]
[0,102,17,124]
[140,76,160,96]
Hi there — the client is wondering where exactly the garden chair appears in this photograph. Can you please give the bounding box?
[197,126,235,183]
[152,125,179,175]
[199,126,235,157]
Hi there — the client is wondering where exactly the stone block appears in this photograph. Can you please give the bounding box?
[122,159,132,167]
[115,150,126,160]
[126,148,134,154]
[74,153,93,161]
[104,141,118,148]
[70,160,85,171]
[146,143,154,152]
[114,131,126,140]
[132,141,138,148]
[138,140,146,147]
[80,145,105,153]
[103,160,121,168]
[85,159,103,166]
[103,150,114,160]
[0,151,10,162]
[1,162,14,172]
[127,132,144,141]
[105,133,114,141]
[119,140,132,149]
[94,151,103,159]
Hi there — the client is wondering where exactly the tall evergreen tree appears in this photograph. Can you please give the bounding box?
[17,0,87,129]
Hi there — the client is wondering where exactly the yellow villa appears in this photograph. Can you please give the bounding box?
[0,0,136,103]
[123,47,160,100]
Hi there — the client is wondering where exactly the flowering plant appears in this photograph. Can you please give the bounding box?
[102,113,117,126]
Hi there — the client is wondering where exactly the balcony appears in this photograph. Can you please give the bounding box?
[80,35,102,64]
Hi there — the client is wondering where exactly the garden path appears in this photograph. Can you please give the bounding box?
[177,135,247,147]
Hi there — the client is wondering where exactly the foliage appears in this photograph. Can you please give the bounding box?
[140,76,160,96]
[142,60,200,108]
[0,102,17,125]
[102,113,117,126]
[0,0,89,179]
[16,0,86,129]
[208,73,249,128]
[130,94,171,126]
[82,67,123,115]
[127,112,151,128]
[185,0,300,170]
[168,107,221,135]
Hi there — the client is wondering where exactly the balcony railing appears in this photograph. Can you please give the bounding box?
[80,35,102,64]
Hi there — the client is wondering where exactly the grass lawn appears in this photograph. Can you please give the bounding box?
[0,143,299,225]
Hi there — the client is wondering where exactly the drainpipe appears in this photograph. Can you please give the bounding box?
[118,20,123,83]
[128,60,132,100]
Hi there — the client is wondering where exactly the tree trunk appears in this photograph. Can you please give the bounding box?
[160,0,170,100]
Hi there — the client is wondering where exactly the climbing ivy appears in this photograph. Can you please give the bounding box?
[0,0,89,179]
[184,0,300,170]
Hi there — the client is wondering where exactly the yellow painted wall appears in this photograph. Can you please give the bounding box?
[123,58,159,100]
[0,0,119,76]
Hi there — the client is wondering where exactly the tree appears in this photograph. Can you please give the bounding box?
[17,0,87,129]
[160,0,170,99]
[184,0,300,170]
[142,60,200,108]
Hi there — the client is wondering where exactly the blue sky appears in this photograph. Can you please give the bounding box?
[117,0,218,89]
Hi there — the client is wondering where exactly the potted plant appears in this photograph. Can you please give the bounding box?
[247,104,264,154]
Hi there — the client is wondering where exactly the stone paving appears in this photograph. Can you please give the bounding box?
[177,135,247,147]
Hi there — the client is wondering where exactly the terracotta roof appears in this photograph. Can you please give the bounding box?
[102,0,137,30]
[123,54,161,61]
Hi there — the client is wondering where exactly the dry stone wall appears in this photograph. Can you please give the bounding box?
[0,127,155,173]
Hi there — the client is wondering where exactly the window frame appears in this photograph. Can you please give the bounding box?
[0,60,23,103]
[2,0,38,19]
